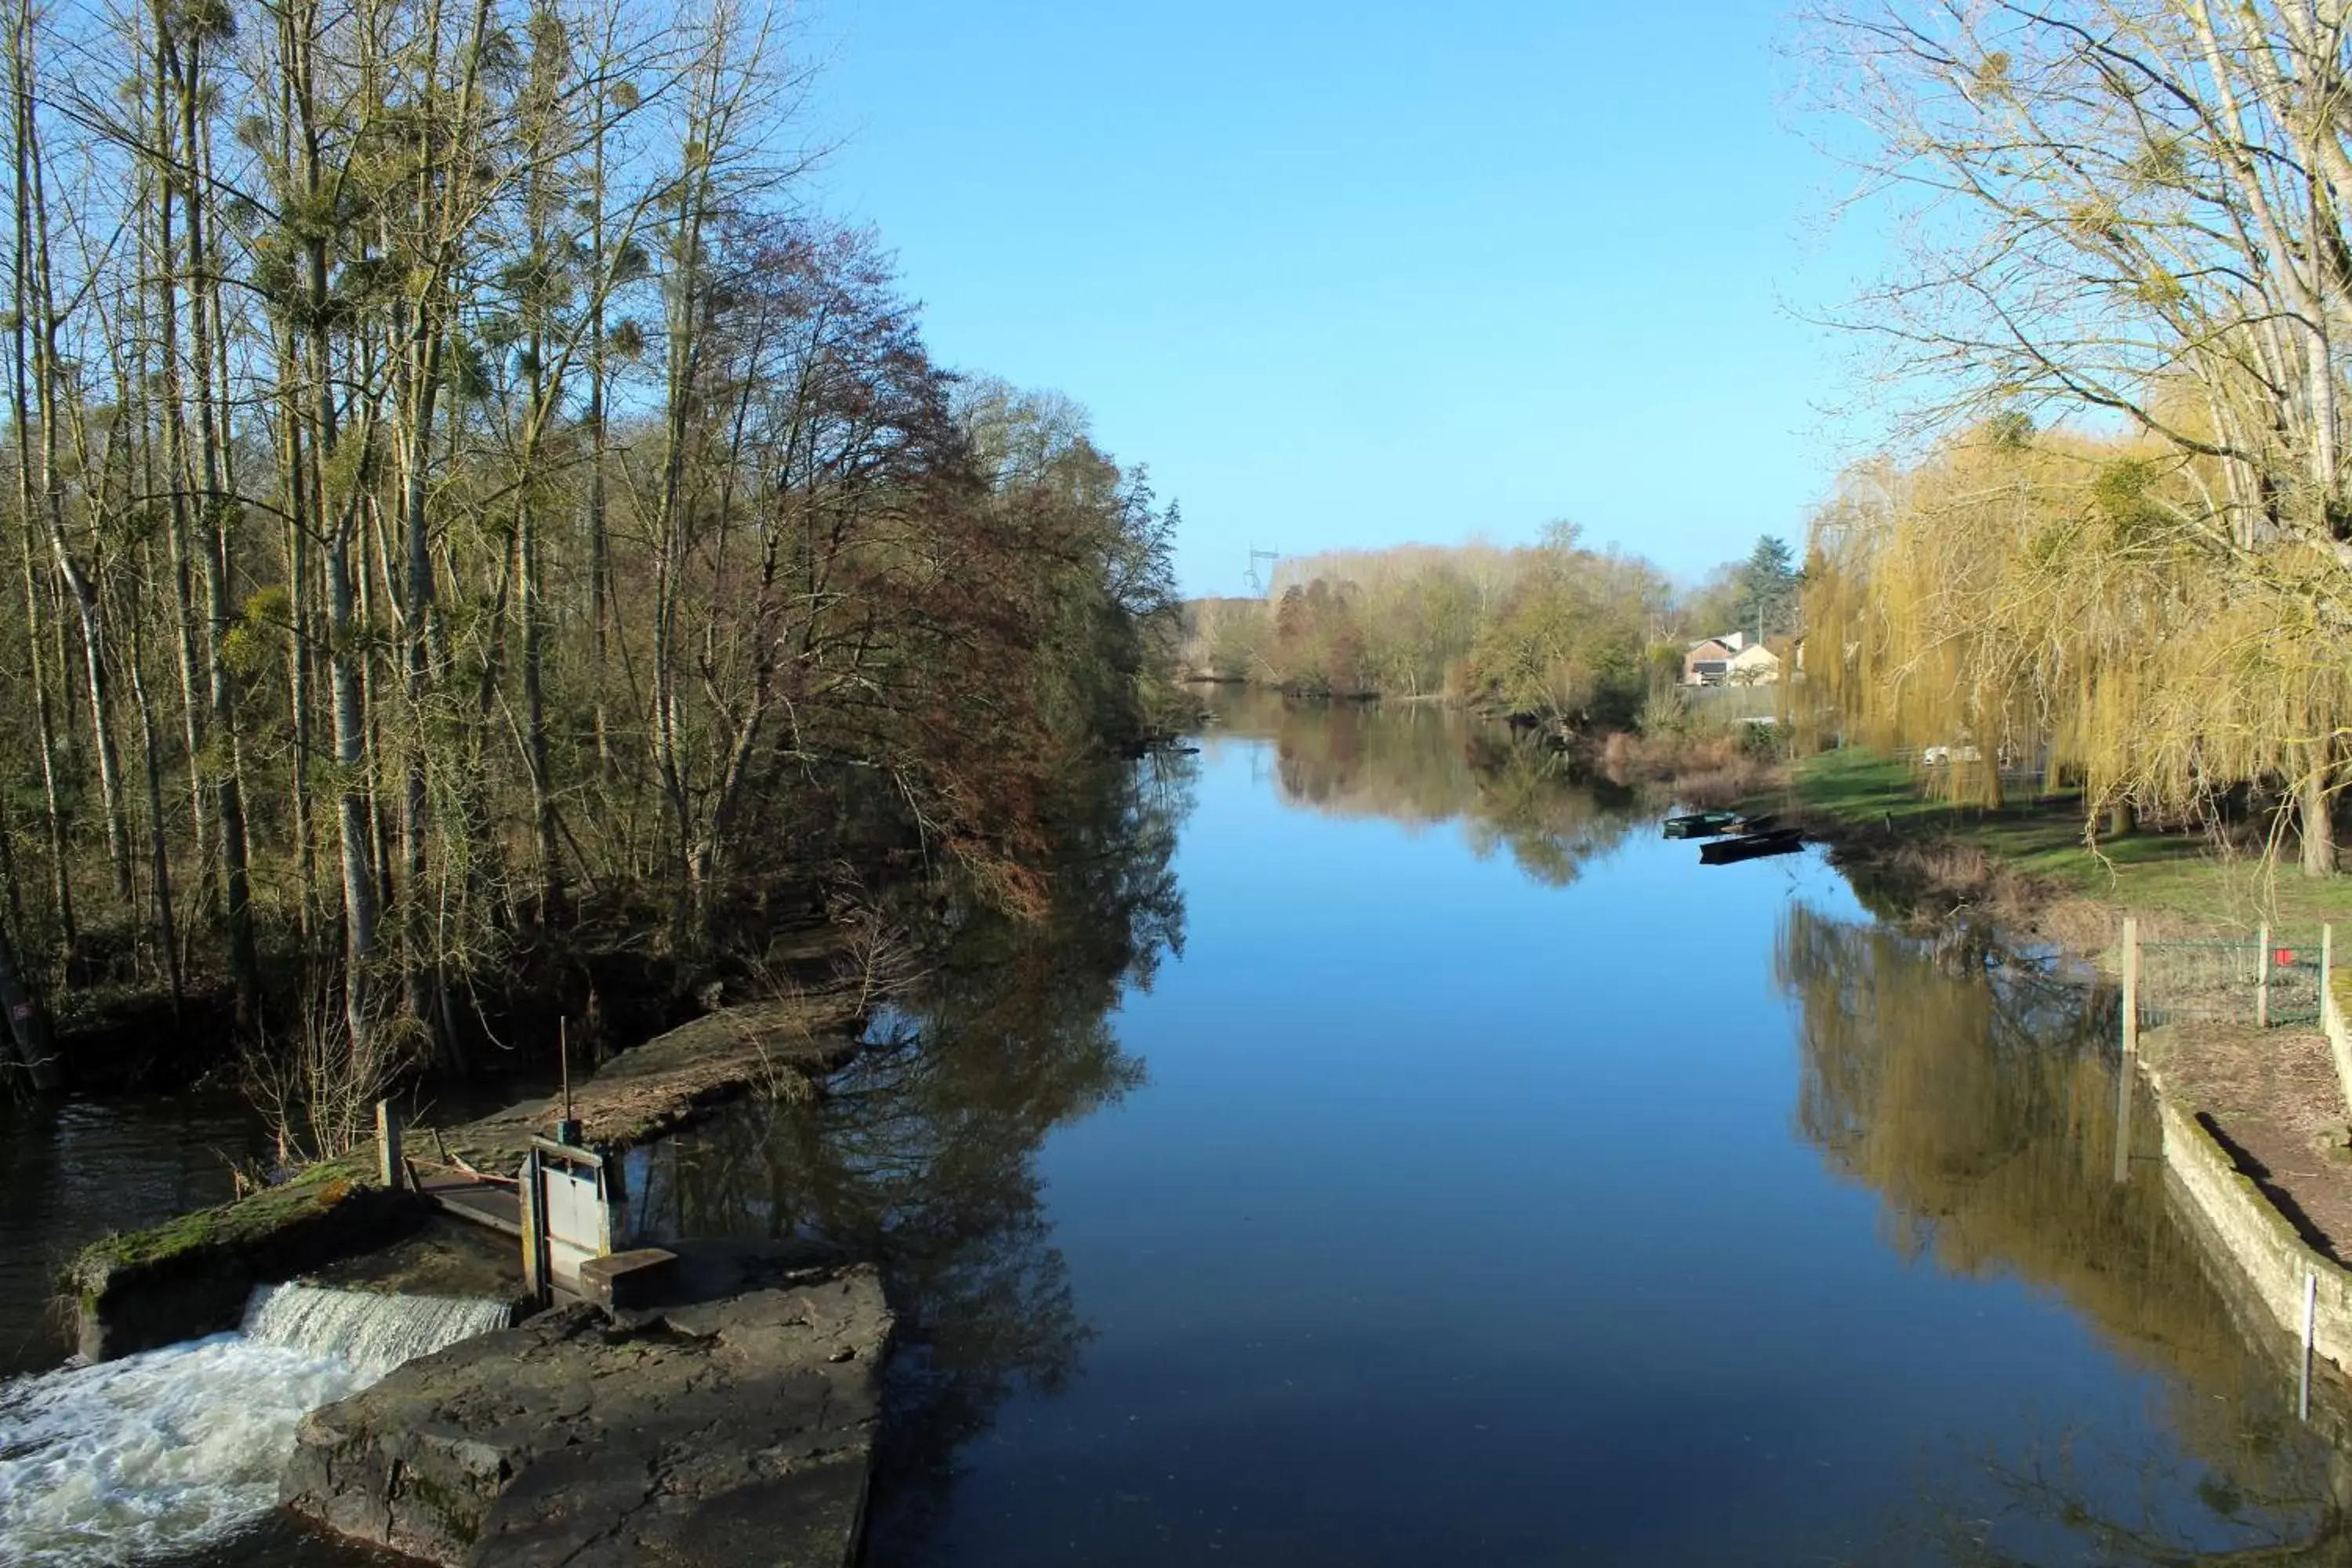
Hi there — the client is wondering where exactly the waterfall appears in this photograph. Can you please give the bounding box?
[241,1283,512,1381]
[0,1286,510,1566]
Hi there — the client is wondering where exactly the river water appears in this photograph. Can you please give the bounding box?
[3,695,2346,1565]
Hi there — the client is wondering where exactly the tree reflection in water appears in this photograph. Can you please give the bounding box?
[612,756,1191,1559]
[1211,688,1645,886]
[1778,905,2352,1565]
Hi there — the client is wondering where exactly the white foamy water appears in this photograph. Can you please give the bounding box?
[243,1282,511,1382]
[0,1284,510,1566]
[0,1334,358,1565]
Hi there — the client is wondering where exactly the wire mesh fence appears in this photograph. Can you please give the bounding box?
[2136,929,2325,1030]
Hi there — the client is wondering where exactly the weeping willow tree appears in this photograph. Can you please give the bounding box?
[1798,0,2352,877]
[1806,413,2352,874]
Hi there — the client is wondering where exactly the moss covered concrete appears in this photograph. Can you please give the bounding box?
[74,1156,369,1279]
[67,1159,416,1361]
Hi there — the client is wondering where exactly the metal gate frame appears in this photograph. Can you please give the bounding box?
[520,1138,612,1303]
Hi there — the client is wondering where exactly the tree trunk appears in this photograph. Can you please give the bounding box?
[125,554,183,1012]
[13,520,71,957]
[586,93,612,774]
[2305,759,2336,878]
[5,3,67,961]
[328,524,376,1045]
[283,425,317,935]
[654,132,713,913]
[519,490,559,910]
[15,11,128,906]
[286,0,377,1058]
[397,357,448,1063]
[383,0,499,1071]
[150,24,209,902]
[173,24,260,1028]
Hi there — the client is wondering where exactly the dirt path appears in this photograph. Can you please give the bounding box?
[2147,1023,2352,1263]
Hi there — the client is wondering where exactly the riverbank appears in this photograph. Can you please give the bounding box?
[1587,726,1780,808]
[1770,747,2352,960]
[1766,749,2352,1400]
[1233,695,2352,953]
[2136,1014,2352,1403]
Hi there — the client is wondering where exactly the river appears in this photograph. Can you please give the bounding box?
[2,693,2344,1566]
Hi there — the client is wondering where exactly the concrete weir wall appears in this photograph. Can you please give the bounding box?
[2156,1097,2352,1370]
[2143,941,2352,1378]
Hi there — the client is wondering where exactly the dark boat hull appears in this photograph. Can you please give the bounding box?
[1700,829,1805,865]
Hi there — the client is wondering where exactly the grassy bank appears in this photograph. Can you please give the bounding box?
[1777,749,2352,944]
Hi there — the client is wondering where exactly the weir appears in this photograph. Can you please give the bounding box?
[0,1283,511,1566]
[241,1283,514,1382]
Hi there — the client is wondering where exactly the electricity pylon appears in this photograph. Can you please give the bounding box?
[1245,547,1279,594]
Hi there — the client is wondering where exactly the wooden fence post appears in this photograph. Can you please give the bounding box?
[2122,917,2140,1057]
[2259,923,2273,1030]
[376,1100,404,1191]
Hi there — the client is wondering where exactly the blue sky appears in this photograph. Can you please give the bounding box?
[804,1,1878,597]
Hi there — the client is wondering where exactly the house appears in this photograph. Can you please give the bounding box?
[1727,641,1784,684]
[1682,632,1748,686]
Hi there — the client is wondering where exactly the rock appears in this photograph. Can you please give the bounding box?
[281,1263,892,1566]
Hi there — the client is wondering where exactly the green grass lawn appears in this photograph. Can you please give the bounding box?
[1785,748,2352,931]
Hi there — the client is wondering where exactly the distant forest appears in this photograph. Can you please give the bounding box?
[1181,528,1799,729]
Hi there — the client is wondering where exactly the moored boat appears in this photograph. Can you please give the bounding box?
[1699,827,1805,865]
